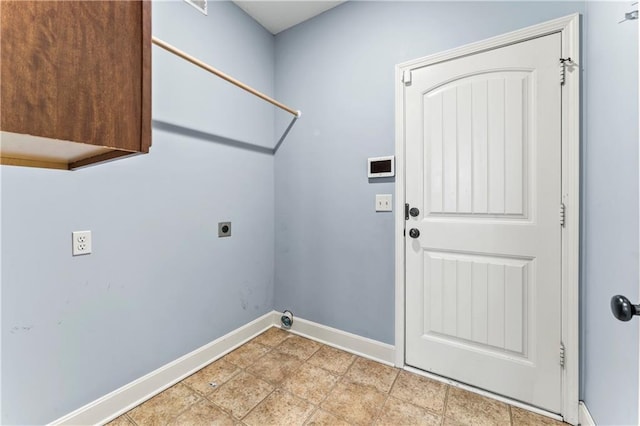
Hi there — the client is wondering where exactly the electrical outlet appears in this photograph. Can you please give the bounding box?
[218,222,231,237]
[72,231,92,256]
[375,194,392,212]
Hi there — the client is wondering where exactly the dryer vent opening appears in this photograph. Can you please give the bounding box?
[281,310,293,329]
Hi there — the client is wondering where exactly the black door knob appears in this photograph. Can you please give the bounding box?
[409,207,420,217]
[611,295,640,322]
[409,228,420,238]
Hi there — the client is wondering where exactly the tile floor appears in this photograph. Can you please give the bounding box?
[107,327,565,426]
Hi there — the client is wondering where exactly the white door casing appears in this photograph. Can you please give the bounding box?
[394,14,580,423]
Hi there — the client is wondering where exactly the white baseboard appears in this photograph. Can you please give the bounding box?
[272,311,396,365]
[50,312,275,426]
[579,401,596,426]
[50,307,588,426]
[50,310,396,425]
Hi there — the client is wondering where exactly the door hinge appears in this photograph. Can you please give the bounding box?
[560,203,566,227]
[560,57,572,86]
[560,342,566,368]
[402,70,412,85]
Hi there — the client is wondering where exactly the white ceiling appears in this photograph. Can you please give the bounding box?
[233,1,346,35]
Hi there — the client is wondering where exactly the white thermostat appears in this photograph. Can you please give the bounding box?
[368,156,395,178]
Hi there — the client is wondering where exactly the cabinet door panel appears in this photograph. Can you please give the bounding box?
[0,1,151,168]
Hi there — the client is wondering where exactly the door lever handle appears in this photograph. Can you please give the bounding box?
[610,295,640,322]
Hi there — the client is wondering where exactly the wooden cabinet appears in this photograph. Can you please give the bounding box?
[0,0,151,170]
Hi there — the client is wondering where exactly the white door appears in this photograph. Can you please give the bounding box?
[404,33,562,413]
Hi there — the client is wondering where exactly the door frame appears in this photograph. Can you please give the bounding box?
[394,14,580,424]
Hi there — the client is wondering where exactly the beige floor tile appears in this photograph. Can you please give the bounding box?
[443,417,470,426]
[243,389,315,426]
[390,370,447,414]
[252,327,292,347]
[116,336,563,426]
[128,383,200,425]
[511,406,565,425]
[275,335,321,360]
[247,350,302,384]
[207,372,274,419]
[281,363,339,404]
[344,357,399,393]
[305,409,351,426]
[307,345,355,375]
[168,399,235,426]
[222,341,271,369]
[445,387,510,426]
[376,397,442,426]
[183,359,241,395]
[321,379,387,425]
[105,414,135,426]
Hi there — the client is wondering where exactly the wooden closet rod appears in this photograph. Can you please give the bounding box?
[152,36,301,117]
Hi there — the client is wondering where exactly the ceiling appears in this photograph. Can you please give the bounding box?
[233,1,346,34]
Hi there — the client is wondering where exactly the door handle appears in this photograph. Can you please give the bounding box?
[405,205,420,220]
[610,295,640,322]
[409,228,420,238]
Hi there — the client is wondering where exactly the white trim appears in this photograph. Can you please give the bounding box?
[394,57,407,368]
[183,0,207,15]
[276,312,396,366]
[397,14,580,72]
[394,13,581,424]
[50,311,396,425]
[50,312,274,426]
[405,366,564,423]
[579,401,596,426]
[559,13,581,425]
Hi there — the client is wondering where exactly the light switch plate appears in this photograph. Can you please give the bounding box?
[375,194,392,212]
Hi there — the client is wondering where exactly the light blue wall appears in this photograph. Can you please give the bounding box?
[0,2,277,424]
[582,3,639,425]
[273,0,585,345]
[2,1,638,424]
[274,1,638,424]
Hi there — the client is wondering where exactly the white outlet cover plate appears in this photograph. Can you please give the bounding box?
[72,230,92,256]
[375,194,393,212]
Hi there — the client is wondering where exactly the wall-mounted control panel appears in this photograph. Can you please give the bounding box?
[368,156,395,178]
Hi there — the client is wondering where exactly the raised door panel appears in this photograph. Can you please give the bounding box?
[423,251,530,357]
[425,72,530,218]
